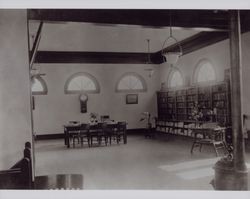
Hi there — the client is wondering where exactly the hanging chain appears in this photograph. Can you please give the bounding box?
[169,11,172,37]
[147,39,151,64]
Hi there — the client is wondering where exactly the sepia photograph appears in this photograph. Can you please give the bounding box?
[0,1,250,198]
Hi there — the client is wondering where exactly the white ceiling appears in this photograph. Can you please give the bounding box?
[29,21,200,53]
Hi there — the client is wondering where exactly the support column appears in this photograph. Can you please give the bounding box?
[213,10,248,190]
[229,10,248,189]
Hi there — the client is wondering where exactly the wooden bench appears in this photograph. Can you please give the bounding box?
[0,142,32,189]
[0,141,84,189]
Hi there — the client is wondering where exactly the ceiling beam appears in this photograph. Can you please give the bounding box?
[153,31,228,64]
[34,31,229,64]
[34,51,152,64]
[30,21,43,68]
[30,10,250,64]
[28,9,230,31]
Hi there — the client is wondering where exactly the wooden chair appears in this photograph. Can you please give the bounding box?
[117,122,127,144]
[89,123,108,146]
[64,125,81,148]
[79,123,90,147]
[190,123,228,156]
[65,125,81,148]
[106,123,118,145]
[98,122,109,146]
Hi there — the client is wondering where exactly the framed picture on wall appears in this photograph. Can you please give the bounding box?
[126,94,138,104]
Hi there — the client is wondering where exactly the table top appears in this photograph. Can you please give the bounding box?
[64,121,118,127]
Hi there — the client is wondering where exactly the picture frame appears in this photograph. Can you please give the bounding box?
[126,94,138,104]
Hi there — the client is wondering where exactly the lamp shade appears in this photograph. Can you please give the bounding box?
[163,52,181,65]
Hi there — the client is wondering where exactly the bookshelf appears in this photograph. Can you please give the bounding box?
[156,81,231,138]
[211,83,230,125]
[176,89,187,120]
[186,87,197,120]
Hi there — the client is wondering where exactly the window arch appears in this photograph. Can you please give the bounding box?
[116,72,147,92]
[64,72,100,94]
[168,68,184,88]
[194,59,216,84]
[31,76,48,95]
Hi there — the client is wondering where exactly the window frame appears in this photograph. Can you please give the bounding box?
[64,72,100,94]
[115,72,147,93]
[31,76,48,95]
[168,68,184,89]
[193,59,217,85]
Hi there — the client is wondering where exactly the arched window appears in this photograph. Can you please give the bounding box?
[116,72,147,92]
[65,72,100,94]
[31,76,48,95]
[168,68,184,88]
[194,59,216,83]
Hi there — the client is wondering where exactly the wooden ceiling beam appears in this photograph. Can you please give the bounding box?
[34,51,152,64]
[28,9,230,31]
[153,31,228,64]
[30,10,250,64]
[33,31,229,64]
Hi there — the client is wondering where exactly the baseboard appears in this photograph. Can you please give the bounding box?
[126,128,145,135]
[35,128,146,141]
[35,133,64,140]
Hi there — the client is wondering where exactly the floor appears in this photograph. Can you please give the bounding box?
[34,135,250,190]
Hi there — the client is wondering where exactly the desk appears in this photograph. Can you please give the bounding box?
[190,127,228,156]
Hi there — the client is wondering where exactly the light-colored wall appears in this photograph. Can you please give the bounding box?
[0,10,32,169]
[33,64,160,134]
[159,31,250,126]
[159,37,230,87]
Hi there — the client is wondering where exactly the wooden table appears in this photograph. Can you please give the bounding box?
[190,126,228,156]
[64,122,126,148]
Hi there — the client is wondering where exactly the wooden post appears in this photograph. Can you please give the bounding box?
[229,10,248,189]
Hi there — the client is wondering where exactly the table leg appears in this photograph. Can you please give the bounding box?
[124,134,127,144]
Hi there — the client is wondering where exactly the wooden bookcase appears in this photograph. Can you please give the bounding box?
[156,81,231,139]
[176,89,187,120]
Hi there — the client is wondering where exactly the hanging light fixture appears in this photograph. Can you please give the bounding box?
[161,12,182,66]
[145,39,154,78]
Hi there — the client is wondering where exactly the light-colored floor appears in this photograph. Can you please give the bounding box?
[34,135,250,190]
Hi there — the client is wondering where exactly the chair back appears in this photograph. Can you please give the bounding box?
[65,125,81,133]
[98,122,108,133]
[80,123,90,134]
[100,115,110,122]
[117,122,127,132]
